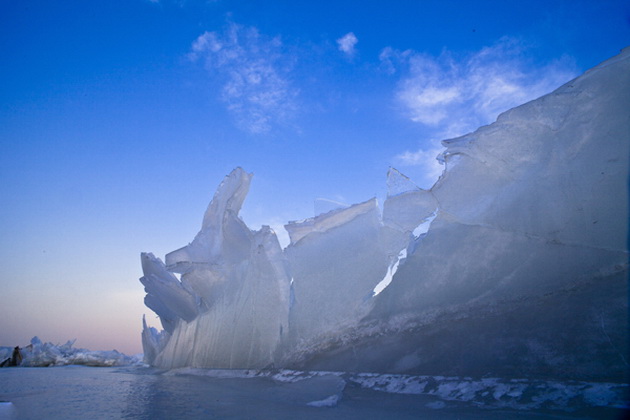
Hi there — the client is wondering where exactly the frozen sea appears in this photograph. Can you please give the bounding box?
[0,366,627,419]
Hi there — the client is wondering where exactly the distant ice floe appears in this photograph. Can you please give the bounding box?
[0,337,141,368]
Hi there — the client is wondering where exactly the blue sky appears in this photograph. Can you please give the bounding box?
[1,0,628,354]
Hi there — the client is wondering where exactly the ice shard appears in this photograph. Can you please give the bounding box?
[283,199,391,355]
[165,167,253,270]
[382,168,437,234]
[139,253,199,334]
[141,168,290,369]
[139,48,629,381]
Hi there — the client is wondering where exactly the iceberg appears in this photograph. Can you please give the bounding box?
[139,48,629,381]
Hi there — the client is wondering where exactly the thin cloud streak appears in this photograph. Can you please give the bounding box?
[189,23,298,134]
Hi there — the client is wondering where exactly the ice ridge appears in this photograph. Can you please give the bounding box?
[138,48,629,381]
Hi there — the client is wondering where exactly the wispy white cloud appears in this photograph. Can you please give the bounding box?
[337,32,358,57]
[189,23,298,134]
[386,38,578,187]
[385,38,577,135]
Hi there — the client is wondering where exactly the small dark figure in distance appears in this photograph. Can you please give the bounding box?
[1,346,23,367]
[10,346,23,366]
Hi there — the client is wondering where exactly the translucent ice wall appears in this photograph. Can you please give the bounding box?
[139,48,629,380]
[373,46,629,321]
[141,168,291,369]
[293,48,629,380]
[285,197,407,355]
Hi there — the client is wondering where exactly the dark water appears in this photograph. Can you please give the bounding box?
[0,366,626,419]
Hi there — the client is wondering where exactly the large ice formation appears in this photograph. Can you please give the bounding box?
[141,168,290,369]
[139,48,629,381]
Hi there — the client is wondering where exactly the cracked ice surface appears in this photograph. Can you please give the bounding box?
[139,48,629,380]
